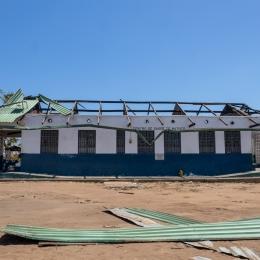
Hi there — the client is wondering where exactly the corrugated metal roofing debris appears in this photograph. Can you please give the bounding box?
[240,247,260,260]
[110,208,260,259]
[124,208,202,225]
[0,99,39,123]
[5,89,24,105]
[3,220,260,243]
[107,208,161,227]
[185,241,214,249]
[117,208,260,226]
[191,257,212,260]
[218,246,260,259]
[187,242,260,260]
[0,90,73,123]
[39,94,71,116]
[2,208,260,259]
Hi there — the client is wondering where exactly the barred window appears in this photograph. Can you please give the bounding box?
[225,131,241,153]
[164,131,181,153]
[116,130,125,154]
[78,130,96,154]
[199,131,215,153]
[138,131,154,154]
[41,130,58,154]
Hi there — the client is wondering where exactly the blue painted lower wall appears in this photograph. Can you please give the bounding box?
[21,153,254,176]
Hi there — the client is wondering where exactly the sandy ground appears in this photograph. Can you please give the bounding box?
[0,181,260,260]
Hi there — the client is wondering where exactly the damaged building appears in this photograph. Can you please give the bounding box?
[0,89,260,176]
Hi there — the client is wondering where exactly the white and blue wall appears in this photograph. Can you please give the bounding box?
[20,114,256,176]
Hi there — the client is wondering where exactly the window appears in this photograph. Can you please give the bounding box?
[41,130,58,154]
[225,131,241,153]
[199,131,215,153]
[164,131,181,153]
[78,130,96,154]
[117,130,125,154]
[138,131,154,154]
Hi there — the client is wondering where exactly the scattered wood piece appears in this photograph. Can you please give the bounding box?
[118,191,134,195]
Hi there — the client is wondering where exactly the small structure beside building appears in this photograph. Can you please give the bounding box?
[0,89,260,176]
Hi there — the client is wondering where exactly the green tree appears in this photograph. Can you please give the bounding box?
[0,90,20,152]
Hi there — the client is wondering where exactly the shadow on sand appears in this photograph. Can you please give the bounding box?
[0,234,37,245]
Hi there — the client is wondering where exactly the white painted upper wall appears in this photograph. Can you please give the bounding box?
[96,129,116,154]
[215,131,225,154]
[125,131,137,154]
[58,128,78,154]
[22,114,260,131]
[154,130,164,154]
[241,131,252,154]
[181,132,199,154]
[21,126,252,155]
[21,130,41,154]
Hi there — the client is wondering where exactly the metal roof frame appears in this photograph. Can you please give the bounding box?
[38,99,260,116]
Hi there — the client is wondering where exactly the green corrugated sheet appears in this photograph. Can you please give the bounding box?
[39,94,71,116]
[3,220,260,243]
[5,89,24,105]
[0,90,72,123]
[0,99,39,123]
[121,208,260,226]
[125,208,202,225]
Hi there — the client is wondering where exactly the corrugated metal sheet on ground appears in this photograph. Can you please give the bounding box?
[124,208,203,225]
[108,208,260,259]
[3,220,260,243]
[123,208,260,226]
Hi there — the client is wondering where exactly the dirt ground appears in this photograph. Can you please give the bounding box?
[0,181,260,260]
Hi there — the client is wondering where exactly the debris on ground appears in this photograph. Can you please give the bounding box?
[103,182,141,190]
[1,207,260,260]
[186,242,260,260]
[118,191,135,195]
[185,241,214,250]
[217,246,260,260]
[107,208,161,227]
[190,256,212,260]
[3,216,260,243]
[108,208,260,260]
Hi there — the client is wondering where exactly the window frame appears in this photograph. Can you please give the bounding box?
[199,131,216,154]
[225,131,241,154]
[116,130,125,154]
[40,130,59,154]
[78,130,96,154]
[164,131,181,154]
[137,130,155,154]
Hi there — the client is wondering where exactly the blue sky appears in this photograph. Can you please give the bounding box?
[0,0,259,107]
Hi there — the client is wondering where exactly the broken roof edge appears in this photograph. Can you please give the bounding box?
[4,88,24,105]
[0,90,72,124]
[1,89,260,118]
[38,94,71,116]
